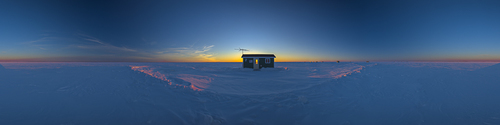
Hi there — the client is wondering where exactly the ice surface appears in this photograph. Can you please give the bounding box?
[0,62,499,124]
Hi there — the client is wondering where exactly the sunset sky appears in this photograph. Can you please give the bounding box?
[1,0,500,62]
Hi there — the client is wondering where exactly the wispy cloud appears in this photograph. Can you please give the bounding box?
[156,45,217,62]
[77,33,136,52]
[195,45,214,53]
[84,38,105,45]
[24,37,67,50]
[78,33,103,44]
[20,33,219,62]
[26,37,61,44]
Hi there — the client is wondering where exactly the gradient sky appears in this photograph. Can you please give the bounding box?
[1,0,500,62]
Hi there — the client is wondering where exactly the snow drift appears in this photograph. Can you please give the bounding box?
[0,64,5,70]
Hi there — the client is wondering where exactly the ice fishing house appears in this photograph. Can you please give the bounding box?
[241,54,276,69]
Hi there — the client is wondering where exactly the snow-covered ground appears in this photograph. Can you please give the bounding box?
[1,62,499,124]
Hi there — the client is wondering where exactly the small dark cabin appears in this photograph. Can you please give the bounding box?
[241,54,276,69]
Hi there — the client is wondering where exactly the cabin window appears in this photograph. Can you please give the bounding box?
[265,58,270,64]
[249,59,252,63]
[255,59,258,64]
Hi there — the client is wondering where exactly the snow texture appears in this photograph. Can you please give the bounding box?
[0,64,5,70]
[0,62,499,124]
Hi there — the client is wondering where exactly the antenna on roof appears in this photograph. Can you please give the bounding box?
[235,47,249,54]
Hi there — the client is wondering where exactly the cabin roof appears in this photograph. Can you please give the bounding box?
[241,54,276,58]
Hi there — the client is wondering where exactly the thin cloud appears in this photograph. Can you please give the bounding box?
[77,33,136,52]
[77,33,104,44]
[83,38,105,45]
[26,37,61,44]
[157,45,217,62]
[21,33,217,62]
[195,45,214,53]
[24,37,67,50]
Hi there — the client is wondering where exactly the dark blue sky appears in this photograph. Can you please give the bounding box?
[1,0,499,62]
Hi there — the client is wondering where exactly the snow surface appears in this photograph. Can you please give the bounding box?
[0,62,499,124]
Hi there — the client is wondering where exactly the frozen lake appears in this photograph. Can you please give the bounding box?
[1,62,499,124]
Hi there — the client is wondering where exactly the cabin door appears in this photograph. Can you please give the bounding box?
[253,58,259,70]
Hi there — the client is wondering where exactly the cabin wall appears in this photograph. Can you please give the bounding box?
[272,58,275,67]
[258,58,274,68]
[243,58,253,68]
